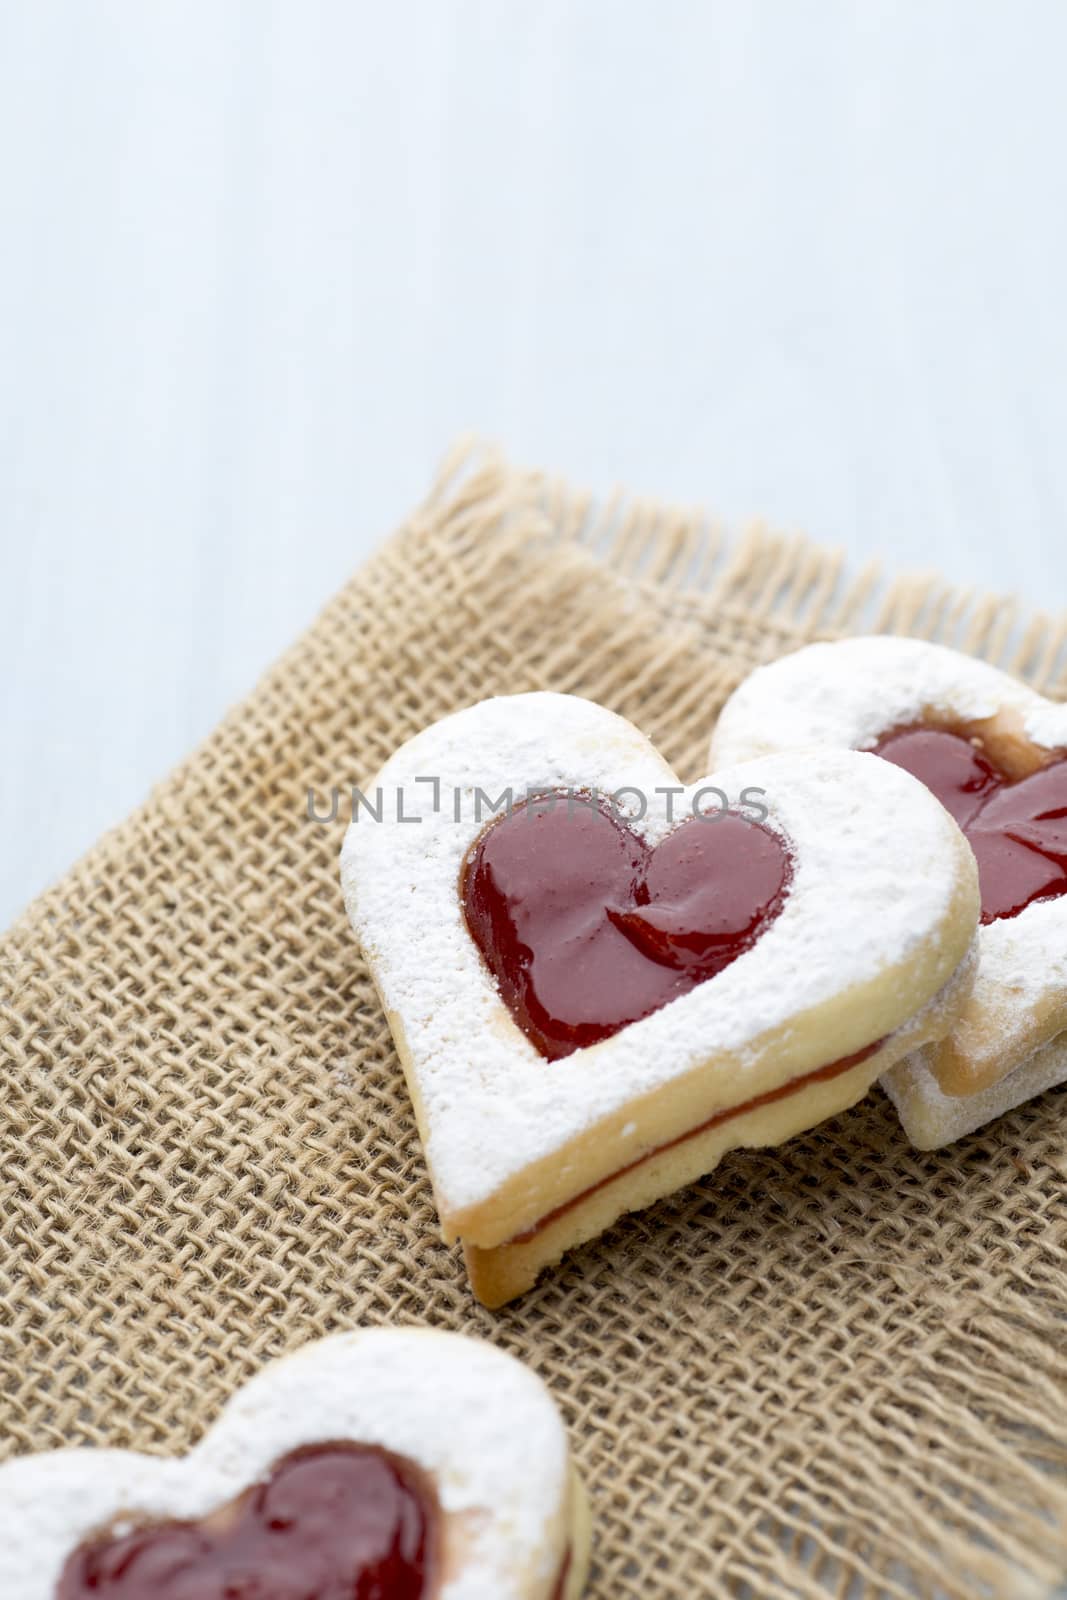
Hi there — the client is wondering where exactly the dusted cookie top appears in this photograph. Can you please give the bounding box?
[711,635,1067,763]
[342,691,977,1252]
[710,637,1067,1099]
[0,1329,583,1600]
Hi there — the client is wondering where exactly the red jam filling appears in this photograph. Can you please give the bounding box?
[57,1444,434,1600]
[513,1034,884,1244]
[551,1549,572,1599]
[874,727,1067,924]
[462,794,791,1060]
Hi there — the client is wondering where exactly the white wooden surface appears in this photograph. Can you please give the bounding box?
[2,0,1067,929]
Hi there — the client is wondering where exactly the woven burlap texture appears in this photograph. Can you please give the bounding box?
[3,444,1066,1599]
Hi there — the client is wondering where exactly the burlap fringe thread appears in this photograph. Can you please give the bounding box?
[2,441,1066,1599]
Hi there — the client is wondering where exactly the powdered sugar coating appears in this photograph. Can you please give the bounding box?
[0,1328,574,1600]
[954,898,1067,1070]
[341,692,971,1221]
[709,636,1067,764]
[710,637,1067,1111]
[885,1029,1067,1148]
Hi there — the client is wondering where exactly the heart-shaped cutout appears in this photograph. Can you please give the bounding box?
[463,796,790,1060]
[342,692,978,1305]
[874,726,1067,924]
[711,636,1067,1147]
[0,1330,587,1600]
[56,1445,430,1599]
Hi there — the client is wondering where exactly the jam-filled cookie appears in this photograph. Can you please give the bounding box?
[711,635,1067,1148]
[342,692,978,1305]
[0,1328,588,1599]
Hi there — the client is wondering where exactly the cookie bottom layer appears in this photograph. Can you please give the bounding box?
[560,1468,592,1600]
[463,994,970,1309]
[883,1028,1067,1149]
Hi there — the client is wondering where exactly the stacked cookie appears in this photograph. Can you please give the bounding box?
[712,637,1067,1149]
[342,683,978,1307]
[343,643,1065,1306]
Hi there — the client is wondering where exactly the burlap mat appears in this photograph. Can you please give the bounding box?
[3,443,1067,1599]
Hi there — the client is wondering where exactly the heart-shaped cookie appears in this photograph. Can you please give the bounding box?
[710,636,1067,1147]
[0,1328,588,1600]
[341,692,978,1304]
